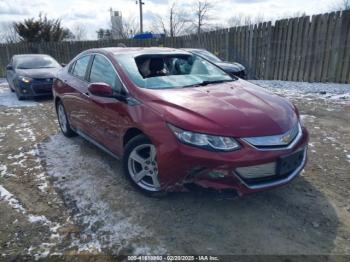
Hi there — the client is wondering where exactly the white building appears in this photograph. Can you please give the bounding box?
[110,9,123,39]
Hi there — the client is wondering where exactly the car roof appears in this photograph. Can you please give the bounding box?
[85,47,191,56]
[182,48,206,52]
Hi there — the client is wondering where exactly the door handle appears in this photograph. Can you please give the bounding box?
[84,92,90,97]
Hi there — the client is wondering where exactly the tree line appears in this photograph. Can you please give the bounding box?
[1,0,349,43]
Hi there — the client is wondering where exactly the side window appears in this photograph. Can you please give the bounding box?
[89,55,122,92]
[72,55,91,79]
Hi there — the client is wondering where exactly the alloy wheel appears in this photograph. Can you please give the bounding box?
[127,144,161,192]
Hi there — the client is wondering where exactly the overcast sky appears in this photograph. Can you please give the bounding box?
[0,0,336,39]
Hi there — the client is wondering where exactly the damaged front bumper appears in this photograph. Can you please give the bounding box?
[156,127,309,196]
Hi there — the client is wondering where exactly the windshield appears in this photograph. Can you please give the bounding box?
[116,53,233,89]
[191,49,222,63]
[15,55,60,69]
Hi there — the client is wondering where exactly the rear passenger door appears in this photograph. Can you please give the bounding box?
[63,55,94,133]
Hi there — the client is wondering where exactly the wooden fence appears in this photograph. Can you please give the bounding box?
[1,10,350,83]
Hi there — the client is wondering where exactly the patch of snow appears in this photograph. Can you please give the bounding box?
[33,243,54,260]
[14,120,36,143]
[43,134,167,254]
[300,114,316,124]
[38,181,49,192]
[250,80,350,104]
[0,164,15,178]
[73,240,102,253]
[0,83,38,107]
[0,185,26,213]
[28,214,51,224]
[326,137,337,142]
[0,184,60,233]
[8,152,25,159]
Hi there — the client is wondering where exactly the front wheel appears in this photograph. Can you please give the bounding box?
[123,135,165,196]
[15,89,24,100]
[56,101,76,137]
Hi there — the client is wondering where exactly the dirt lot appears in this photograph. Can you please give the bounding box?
[0,79,350,259]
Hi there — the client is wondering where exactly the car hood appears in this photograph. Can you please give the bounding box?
[215,61,245,72]
[146,80,298,137]
[15,68,60,79]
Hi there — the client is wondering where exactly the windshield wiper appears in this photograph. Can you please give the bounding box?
[183,79,235,88]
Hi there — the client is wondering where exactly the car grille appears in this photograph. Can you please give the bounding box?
[242,123,301,150]
[32,78,53,94]
[236,162,276,179]
[235,148,305,186]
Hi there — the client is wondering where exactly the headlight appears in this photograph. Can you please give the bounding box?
[168,124,240,151]
[19,76,32,83]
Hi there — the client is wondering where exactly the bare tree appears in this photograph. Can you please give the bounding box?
[228,13,245,27]
[228,13,266,27]
[193,0,214,36]
[0,21,20,43]
[111,15,138,39]
[151,14,167,35]
[330,0,350,11]
[151,2,191,37]
[71,23,87,41]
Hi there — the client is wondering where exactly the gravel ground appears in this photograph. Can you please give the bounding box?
[0,79,350,259]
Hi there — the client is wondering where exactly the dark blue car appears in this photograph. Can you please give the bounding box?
[6,54,62,100]
[183,49,247,79]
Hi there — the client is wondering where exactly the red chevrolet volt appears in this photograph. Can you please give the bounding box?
[53,47,308,196]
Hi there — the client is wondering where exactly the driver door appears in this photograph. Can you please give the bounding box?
[85,54,130,156]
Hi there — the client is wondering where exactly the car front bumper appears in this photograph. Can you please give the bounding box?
[155,126,309,195]
[17,79,53,98]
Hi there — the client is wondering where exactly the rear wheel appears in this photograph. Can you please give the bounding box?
[123,135,165,196]
[56,101,76,137]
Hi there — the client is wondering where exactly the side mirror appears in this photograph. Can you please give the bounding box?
[88,82,114,97]
[6,64,13,70]
[61,63,66,67]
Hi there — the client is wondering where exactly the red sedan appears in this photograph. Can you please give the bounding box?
[53,47,308,196]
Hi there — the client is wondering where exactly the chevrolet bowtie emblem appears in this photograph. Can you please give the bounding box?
[281,134,291,143]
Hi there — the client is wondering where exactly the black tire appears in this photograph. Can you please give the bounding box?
[15,89,25,100]
[56,100,76,137]
[123,134,166,197]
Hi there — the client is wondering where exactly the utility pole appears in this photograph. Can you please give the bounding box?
[136,0,145,33]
